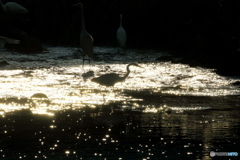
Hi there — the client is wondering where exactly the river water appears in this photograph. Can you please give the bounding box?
[0,46,240,159]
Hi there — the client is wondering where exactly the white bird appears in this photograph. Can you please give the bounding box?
[0,36,20,48]
[72,3,94,65]
[0,0,28,13]
[91,63,142,87]
[116,14,127,53]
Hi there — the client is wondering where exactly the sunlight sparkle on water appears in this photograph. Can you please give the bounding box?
[1,46,240,115]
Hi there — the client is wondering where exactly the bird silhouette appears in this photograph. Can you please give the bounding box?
[81,70,94,82]
[72,3,94,65]
[0,0,28,13]
[116,14,127,53]
[0,36,20,48]
[91,63,142,87]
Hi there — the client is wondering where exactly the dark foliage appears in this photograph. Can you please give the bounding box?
[1,0,240,75]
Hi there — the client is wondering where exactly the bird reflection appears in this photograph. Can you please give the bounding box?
[29,93,50,108]
[0,0,28,13]
[91,63,142,87]
[72,3,94,66]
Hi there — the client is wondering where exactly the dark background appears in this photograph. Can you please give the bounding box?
[1,0,240,76]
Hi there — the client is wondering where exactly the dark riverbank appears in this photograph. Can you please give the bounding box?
[1,0,240,76]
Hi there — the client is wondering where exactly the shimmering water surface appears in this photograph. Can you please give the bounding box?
[0,46,240,159]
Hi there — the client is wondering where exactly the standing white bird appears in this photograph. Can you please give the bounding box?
[91,63,142,87]
[116,14,127,53]
[72,3,94,65]
[0,0,28,13]
[0,36,20,48]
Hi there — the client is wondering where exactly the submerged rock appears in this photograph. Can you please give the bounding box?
[156,56,173,62]
[156,55,182,64]
[188,60,201,67]
[231,81,240,86]
[0,60,9,67]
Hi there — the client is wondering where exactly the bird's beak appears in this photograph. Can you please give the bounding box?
[137,65,145,71]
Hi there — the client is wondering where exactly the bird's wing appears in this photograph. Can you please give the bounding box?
[117,27,126,37]
[0,36,20,44]
[2,37,20,44]
[117,27,127,47]
[0,36,20,48]
[91,73,121,86]
[6,2,28,13]
[80,31,94,58]
[100,73,119,78]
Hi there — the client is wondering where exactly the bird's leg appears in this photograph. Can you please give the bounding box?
[80,51,85,67]
[82,59,85,67]
[82,54,91,66]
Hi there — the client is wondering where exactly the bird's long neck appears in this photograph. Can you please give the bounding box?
[119,14,123,27]
[0,0,7,13]
[80,5,86,31]
[122,64,131,81]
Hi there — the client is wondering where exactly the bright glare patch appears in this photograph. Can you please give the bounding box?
[31,109,54,116]
[50,125,57,129]
[0,46,239,115]
[143,107,158,113]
